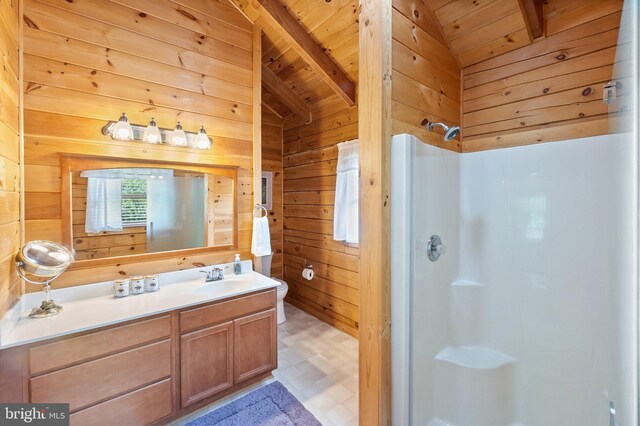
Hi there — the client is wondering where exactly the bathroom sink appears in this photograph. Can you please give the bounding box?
[191,275,253,296]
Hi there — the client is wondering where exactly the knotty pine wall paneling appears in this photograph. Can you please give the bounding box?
[391,0,462,151]
[23,0,256,289]
[282,104,360,337]
[0,0,22,316]
[461,0,623,151]
[261,105,283,279]
[252,0,361,337]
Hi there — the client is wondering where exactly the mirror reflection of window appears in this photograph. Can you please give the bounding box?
[121,179,147,227]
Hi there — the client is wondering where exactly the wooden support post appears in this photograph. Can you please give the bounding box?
[358,0,392,424]
[252,24,263,269]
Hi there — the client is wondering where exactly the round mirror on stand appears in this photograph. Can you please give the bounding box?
[16,240,74,319]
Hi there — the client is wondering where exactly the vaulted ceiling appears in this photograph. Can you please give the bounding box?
[429,0,542,67]
[228,0,358,122]
[230,0,618,123]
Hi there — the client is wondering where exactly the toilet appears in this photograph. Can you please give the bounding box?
[258,254,288,324]
[274,279,288,324]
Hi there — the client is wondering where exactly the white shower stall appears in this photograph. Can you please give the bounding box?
[391,133,636,425]
[390,3,638,424]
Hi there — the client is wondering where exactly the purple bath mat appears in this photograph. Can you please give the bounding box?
[185,381,321,426]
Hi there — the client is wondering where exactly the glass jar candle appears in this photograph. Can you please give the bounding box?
[130,276,145,295]
[114,279,130,298]
[145,274,159,292]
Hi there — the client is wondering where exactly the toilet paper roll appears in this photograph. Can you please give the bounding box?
[302,268,314,280]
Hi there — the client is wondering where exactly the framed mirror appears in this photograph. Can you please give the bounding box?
[60,155,237,266]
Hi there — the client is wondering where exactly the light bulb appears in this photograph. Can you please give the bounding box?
[169,122,187,147]
[143,117,162,144]
[193,125,211,149]
[112,112,133,141]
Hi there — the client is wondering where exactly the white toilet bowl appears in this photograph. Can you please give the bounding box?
[256,254,288,324]
[274,279,288,324]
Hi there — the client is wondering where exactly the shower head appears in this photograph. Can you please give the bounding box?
[421,119,461,141]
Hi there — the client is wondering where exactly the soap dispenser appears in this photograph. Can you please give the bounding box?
[234,254,242,274]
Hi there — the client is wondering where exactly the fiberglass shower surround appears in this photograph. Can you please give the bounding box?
[390,133,636,426]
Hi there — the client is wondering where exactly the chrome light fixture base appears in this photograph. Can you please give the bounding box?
[102,121,213,149]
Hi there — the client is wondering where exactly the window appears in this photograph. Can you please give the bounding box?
[121,179,147,227]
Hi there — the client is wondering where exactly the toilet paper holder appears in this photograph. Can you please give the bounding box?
[301,264,314,280]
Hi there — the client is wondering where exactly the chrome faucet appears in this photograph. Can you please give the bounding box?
[200,268,224,282]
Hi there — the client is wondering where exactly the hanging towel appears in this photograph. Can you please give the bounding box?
[334,139,359,244]
[251,216,272,257]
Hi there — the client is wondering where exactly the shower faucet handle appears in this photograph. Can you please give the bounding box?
[427,235,446,262]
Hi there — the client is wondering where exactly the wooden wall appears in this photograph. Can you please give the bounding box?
[261,104,283,279]
[251,0,360,337]
[22,0,256,289]
[0,0,22,315]
[282,103,360,337]
[391,0,462,151]
[208,174,234,248]
[461,0,623,151]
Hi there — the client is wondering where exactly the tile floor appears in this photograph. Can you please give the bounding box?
[273,303,359,426]
[174,302,359,426]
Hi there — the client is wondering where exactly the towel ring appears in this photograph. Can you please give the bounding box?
[254,204,268,218]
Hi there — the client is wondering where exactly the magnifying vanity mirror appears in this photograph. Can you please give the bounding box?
[16,240,74,318]
[58,156,238,265]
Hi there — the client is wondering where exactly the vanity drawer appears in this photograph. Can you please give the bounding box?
[70,379,173,425]
[29,315,172,375]
[180,290,275,333]
[30,339,171,412]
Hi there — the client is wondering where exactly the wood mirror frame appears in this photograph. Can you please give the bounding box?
[59,154,239,270]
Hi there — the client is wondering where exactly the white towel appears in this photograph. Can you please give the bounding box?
[251,216,272,257]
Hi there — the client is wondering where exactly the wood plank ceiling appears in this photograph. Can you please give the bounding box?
[429,0,536,67]
[251,0,541,121]
[229,0,358,122]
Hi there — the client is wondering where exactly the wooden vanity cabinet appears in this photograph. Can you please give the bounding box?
[1,288,277,425]
[178,290,277,409]
[180,321,234,407]
[234,309,277,383]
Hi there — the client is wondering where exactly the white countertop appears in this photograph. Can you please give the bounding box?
[0,260,280,349]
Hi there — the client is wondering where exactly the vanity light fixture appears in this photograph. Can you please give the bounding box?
[112,112,134,141]
[102,115,213,149]
[169,121,188,147]
[142,117,162,144]
[193,125,211,150]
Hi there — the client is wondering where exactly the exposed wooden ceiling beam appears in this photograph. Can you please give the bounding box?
[261,64,311,123]
[520,0,544,39]
[254,0,356,106]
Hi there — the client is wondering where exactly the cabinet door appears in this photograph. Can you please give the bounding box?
[233,309,277,383]
[180,321,233,407]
